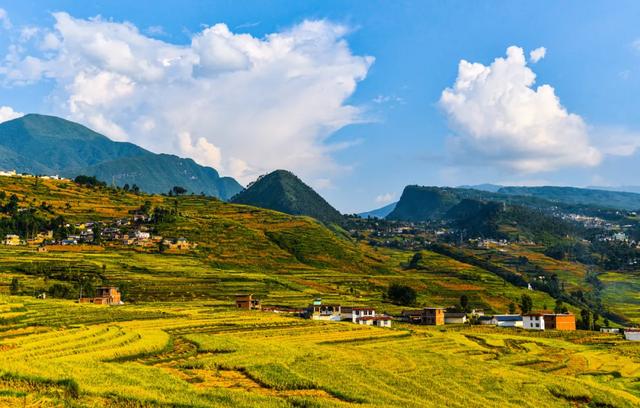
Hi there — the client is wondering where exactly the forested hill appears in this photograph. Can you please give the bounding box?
[231,169,343,224]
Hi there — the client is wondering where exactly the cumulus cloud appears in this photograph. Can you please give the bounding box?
[0,8,11,30]
[375,192,395,204]
[0,12,373,183]
[439,46,602,173]
[0,106,23,123]
[529,46,546,63]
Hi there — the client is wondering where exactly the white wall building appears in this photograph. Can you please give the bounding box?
[624,329,640,341]
[523,314,545,330]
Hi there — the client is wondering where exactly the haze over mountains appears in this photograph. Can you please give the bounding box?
[0,114,243,200]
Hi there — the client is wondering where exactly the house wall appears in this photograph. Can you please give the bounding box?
[624,331,640,341]
[524,315,545,330]
[422,309,445,325]
[553,315,576,331]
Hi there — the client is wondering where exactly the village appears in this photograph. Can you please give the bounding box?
[228,293,640,341]
[1,212,196,252]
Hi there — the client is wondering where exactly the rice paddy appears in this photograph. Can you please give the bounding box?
[1,296,640,407]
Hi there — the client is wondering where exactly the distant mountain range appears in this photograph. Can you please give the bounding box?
[230,169,343,224]
[358,202,397,219]
[0,114,243,200]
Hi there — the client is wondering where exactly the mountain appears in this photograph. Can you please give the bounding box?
[358,202,397,219]
[0,114,243,199]
[230,169,343,224]
[457,183,503,193]
[498,186,640,211]
[386,186,460,222]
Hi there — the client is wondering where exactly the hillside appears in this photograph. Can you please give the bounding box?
[0,175,562,313]
[0,114,243,199]
[498,186,640,210]
[230,170,343,224]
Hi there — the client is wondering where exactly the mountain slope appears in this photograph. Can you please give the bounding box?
[74,154,242,199]
[0,114,242,199]
[230,170,343,224]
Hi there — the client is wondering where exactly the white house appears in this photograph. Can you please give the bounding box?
[356,315,392,328]
[493,315,523,328]
[444,312,467,324]
[342,307,376,323]
[624,329,640,341]
[601,327,620,334]
[523,313,545,330]
[134,230,151,240]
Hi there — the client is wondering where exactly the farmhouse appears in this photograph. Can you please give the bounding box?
[624,329,640,341]
[308,298,342,321]
[544,313,576,331]
[444,312,468,324]
[79,286,122,305]
[421,307,445,325]
[342,307,376,323]
[493,315,523,328]
[601,327,620,334]
[3,234,21,246]
[523,313,545,330]
[235,294,261,310]
[400,310,423,324]
[357,315,393,328]
[523,313,575,331]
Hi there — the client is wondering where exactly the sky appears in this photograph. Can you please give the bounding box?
[1,1,640,212]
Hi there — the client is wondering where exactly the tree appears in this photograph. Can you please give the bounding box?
[407,252,423,269]
[519,294,533,314]
[460,294,469,312]
[123,183,130,192]
[387,283,417,306]
[10,277,19,295]
[554,299,568,314]
[172,186,187,196]
[580,308,592,330]
[603,318,610,328]
[508,302,516,314]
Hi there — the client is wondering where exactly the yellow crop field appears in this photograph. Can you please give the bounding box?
[1,296,640,407]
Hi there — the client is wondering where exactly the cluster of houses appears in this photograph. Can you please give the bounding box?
[234,295,394,327]
[233,295,588,333]
[0,170,65,180]
[2,217,195,251]
[234,295,579,332]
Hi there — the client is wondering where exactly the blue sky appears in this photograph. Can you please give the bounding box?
[1,1,640,212]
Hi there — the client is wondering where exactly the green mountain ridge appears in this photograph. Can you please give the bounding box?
[0,114,243,199]
[498,186,640,210]
[231,169,343,224]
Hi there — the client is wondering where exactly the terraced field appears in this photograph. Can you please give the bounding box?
[1,296,640,407]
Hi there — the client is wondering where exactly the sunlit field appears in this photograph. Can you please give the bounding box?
[1,296,640,407]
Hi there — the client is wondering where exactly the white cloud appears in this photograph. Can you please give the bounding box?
[632,38,640,51]
[375,192,395,204]
[0,8,11,30]
[0,106,23,123]
[0,13,372,184]
[440,46,602,173]
[529,46,546,63]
